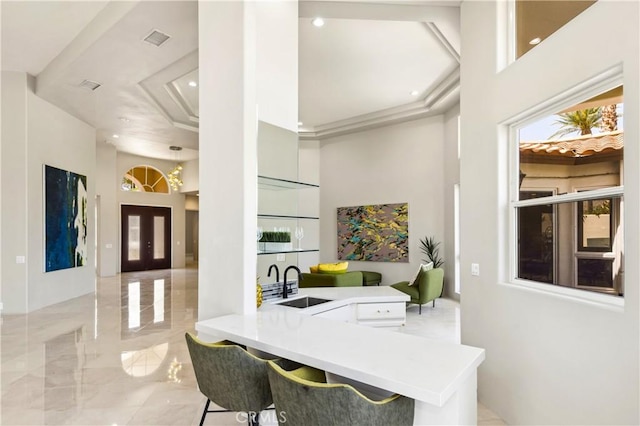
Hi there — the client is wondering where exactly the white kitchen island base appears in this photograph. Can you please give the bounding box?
[414,372,477,425]
[196,288,485,425]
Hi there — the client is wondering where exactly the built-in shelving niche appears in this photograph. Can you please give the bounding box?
[258,175,318,190]
[257,122,320,281]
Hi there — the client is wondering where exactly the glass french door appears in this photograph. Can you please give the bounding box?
[121,205,171,272]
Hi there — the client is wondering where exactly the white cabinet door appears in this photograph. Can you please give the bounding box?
[356,302,406,327]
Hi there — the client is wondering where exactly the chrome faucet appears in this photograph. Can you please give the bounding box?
[282,265,301,299]
[267,264,280,283]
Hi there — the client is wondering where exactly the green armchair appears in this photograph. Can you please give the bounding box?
[391,268,444,314]
[299,271,363,288]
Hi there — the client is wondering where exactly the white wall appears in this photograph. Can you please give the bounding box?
[443,104,460,299]
[180,159,199,194]
[319,116,445,285]
[1,72,29,313]
[95,142,117,277]
[297,139,320,274]
[256,1,298,131]
[460,2,639,424]
[1,72,97,313]
[116,153,186,271]
[256,122,305,282]
[26,88,97,312]
[198,0,258,320]
[0,71,2,312]
[198,0,298,320]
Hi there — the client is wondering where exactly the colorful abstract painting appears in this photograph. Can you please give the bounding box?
[337,203,408,262]
[44,165,88,272]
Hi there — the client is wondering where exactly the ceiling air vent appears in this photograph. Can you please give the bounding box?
[79,79,101,91]
[143,29,171,47]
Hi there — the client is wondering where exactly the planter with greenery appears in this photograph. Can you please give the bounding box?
[419,236,444,268]
[259,231,292,252]
[420,235,444,297]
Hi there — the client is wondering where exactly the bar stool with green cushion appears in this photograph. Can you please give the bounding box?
[267,359,414,426]
[185,332,275,426]
[391,267,444,314]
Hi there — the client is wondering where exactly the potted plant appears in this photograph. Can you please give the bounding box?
[419,236,444,268]
[420,236,444,297]
[259,231,292,252]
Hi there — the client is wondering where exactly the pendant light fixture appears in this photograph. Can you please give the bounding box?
[168,146,183,191]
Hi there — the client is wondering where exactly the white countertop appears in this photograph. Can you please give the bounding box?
[196,287,485,407]
[264,285,409,315]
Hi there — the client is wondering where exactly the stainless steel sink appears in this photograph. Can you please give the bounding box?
[277,296,332,309]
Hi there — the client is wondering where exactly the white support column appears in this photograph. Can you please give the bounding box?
[198,1,258,319]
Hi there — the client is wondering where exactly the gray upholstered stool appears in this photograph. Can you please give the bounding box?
[267,359,414,426]
[361,271,382,286]
[185,333,274,426]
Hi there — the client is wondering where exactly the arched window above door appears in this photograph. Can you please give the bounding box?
[121,165,170,193]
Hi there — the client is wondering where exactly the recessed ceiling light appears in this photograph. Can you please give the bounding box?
[188,81,198,87]
[118,116,130,122]
[410,90,419,96]
[112,134,119,138]
[312,17,325,27]
[529,37,542,45]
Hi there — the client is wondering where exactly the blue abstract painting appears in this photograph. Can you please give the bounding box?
[45,165,88,272]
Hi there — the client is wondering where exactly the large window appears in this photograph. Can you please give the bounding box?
[512,83,624,297]
[121,165,170,193]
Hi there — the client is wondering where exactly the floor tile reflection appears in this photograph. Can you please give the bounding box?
[1,267,199,426]
[1,265,504,425]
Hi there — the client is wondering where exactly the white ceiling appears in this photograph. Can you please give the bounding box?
[1,0,461,161]
[1,1,109,75]
[299,18,457,126]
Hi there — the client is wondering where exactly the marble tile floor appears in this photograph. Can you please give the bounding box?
[1,267,504,425]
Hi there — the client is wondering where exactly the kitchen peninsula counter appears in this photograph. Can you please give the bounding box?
[196,287,485,425]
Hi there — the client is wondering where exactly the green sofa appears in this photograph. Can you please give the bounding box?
[299,271,363,288]
[299,270,383,288]
[391,268,444,314]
